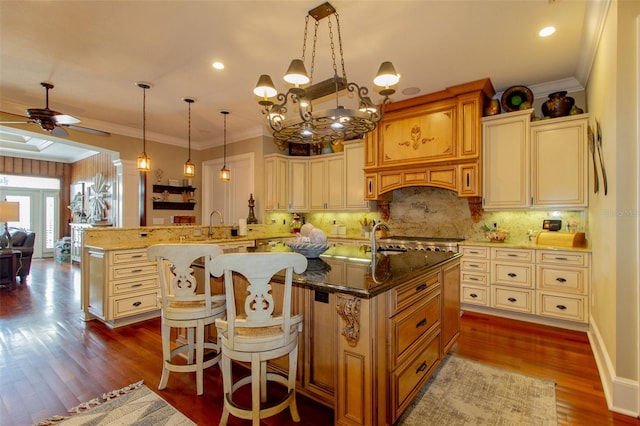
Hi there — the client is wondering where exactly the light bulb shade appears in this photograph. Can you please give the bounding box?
[253,74,278,98]
[137,153,150,171]
[184,160,195,177]
[283,59,310,85]
[0,201,20,222]
[219,165,230,182]
[373,61,400,87]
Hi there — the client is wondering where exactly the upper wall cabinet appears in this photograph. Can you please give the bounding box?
[483,111,589,210]
[364,79,494,200]
[264,155,288,211]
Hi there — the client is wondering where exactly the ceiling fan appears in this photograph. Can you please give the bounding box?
[0,82,110,137]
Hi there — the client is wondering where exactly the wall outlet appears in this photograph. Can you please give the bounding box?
[139,232,148,238]
[193,228,202,237]
[493,222,498,229]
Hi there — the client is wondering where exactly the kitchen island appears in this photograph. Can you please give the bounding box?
[258,244,462,425]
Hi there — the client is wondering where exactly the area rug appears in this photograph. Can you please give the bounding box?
[35,380,195,426]
[397,355,558,426]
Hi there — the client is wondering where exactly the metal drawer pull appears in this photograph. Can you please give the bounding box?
[131,269,143,273]
[507,273,517,277]
[556,304,567,310]
[469,251,480,254]
[131,254,143,258]
[507,297,517,302]
[469,264,480,268]
[554,257,568,261]
[416,361,428,373]
[507,254,518,257]
[131,283,142,287]
[416,318,427,328]
[416,283,427,292]
[555,277,567,283]
[132,301,142,307]
[470,293,478,298]
[469,277,479,281]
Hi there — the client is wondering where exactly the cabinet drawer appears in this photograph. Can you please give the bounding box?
[537,265,586,294]
[491,261,534,287]
[390,292,440,367]
[460,246,489,258]
[388,270,440,315]
[390,331,440,421]
[461,284,490,306]
[491,285,534,313]
[111,276,159,296]
[111,291,159,319]
[461,271,489,286]
[537,292,587,322]
[491,247,534,262]
[110,249,149,264]
[536,250,590,267]
[109,263,157,281]
[461,258,489,273]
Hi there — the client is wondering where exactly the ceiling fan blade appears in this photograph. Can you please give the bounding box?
[63,124,110,136]
[54,114,81,125]
[0,120,34,125]
[51,126,69,137]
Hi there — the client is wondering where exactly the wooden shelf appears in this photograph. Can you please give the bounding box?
[152,201,196,210]
[152,185,196,195]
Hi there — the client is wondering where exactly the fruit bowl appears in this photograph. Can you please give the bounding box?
[285,241,330,258]
[486,230,509,242]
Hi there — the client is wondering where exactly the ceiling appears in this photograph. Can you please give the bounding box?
[0,1,602,163]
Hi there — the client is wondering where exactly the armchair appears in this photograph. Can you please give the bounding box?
[9,228,35,283]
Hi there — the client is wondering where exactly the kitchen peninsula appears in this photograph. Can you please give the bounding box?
[81,225,461,426]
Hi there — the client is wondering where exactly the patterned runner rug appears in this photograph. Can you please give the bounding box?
[35,380,195,426]
[397,355,558,425]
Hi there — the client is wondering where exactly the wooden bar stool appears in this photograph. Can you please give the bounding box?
[211,252,307,426]
[147,243,225,396]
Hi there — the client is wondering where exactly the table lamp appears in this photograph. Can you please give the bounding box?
[0,201,20,251]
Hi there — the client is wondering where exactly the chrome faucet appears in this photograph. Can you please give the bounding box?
[370,221,390,255]
[208,210,224,238]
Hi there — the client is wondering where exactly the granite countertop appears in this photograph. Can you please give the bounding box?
[260,243,461,298]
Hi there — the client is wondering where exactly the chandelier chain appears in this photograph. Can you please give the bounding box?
[310,19,319,84]
[334,13,347,80]
[187,102,191,158]
[223,112,227,165]
[142,86,146,153]
[302,15,310,63]
[328,16,338,78]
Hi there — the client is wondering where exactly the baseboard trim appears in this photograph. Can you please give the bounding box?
[588,316,640,417]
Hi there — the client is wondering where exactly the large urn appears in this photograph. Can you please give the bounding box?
[542,91,575,118]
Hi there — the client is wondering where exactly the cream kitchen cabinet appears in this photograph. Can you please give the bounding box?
[343,141,369,210]
[482,110,589,210]
[459,245,491,307]
[85,247,160,328]
[264,154,288,211]
[288,158,309,211]
[460,244,591,329]
[309,154,345,210]
[536,250,590,323]
[531,115,588,207]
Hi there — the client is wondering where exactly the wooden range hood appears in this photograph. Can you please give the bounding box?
[363,78,495,222]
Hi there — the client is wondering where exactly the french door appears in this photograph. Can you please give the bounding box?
[1,175,60,259]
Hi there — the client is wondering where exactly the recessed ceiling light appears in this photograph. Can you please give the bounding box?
[539,26,556,37]
[402,87,420,96]
[212,62,225,70]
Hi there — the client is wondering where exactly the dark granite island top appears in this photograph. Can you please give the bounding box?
[261,243,461,298]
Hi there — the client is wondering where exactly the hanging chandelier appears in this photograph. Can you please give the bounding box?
[219,110,230,182]
[136,82,151,172]
[253,2,400,147]
[183,97,195,177]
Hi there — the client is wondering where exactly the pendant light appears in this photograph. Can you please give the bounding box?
[183,98,195,177]
[219,110,230,182]
[136,82,151,172]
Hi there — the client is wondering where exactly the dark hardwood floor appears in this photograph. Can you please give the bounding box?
[0,259,637,425]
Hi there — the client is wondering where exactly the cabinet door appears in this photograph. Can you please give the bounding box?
[441,260,460,355]
[482,110,531,209]
[344,142,368,209]
[288,159,308,211]
[326,156,345,210]
[264,155,288,210]
[531,116,588,208]
[309,158,326,210]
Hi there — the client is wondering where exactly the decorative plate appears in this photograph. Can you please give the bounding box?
[501,85,534,112]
